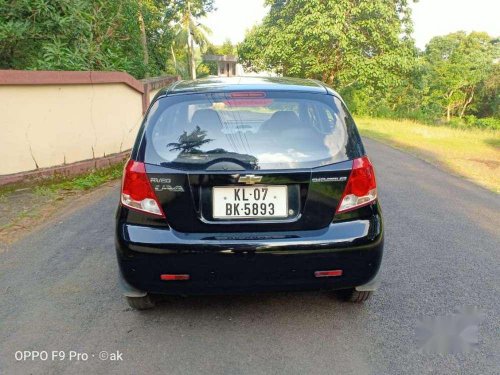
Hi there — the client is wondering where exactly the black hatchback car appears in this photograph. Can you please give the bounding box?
[115,77,383,309]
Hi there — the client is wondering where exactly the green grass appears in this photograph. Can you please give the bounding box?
[0,162,124,199]
[0,162,125,237]
[35,163,124,194]
[355,117,500,193]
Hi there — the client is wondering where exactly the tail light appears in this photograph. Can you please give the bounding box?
[314,270,343,278]
[160,274,190,281]
[229,91,266,98]
[121,159,165,217]
[336,156,377,213]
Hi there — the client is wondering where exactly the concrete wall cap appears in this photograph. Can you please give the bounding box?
[0,70,145,94]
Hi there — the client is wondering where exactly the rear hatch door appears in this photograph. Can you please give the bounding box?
[141,90,363,233]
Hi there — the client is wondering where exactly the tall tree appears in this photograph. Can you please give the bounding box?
[138,7,149,74]
[423,32,498,121]
[168,0,215,79]
[239,0,416,91]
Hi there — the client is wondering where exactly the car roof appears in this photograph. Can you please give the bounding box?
[158,76,339,97]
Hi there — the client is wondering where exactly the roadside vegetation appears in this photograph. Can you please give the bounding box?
[0,163,124,197]
[0,163,124,243]
[356,118,500,192]
[0,0,216,79]
[33,163,124,195]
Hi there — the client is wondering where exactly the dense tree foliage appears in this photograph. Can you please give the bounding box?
[423,32,498,121]
[210,39,237,57]
[0,0,215,79]
[239,1,416,87]
[0,0,177,78]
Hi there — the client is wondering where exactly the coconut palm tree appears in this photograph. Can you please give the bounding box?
[170,0,213,79]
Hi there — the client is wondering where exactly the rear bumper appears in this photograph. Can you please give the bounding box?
[115,215,383,295]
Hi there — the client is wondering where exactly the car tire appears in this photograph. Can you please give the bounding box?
[339,288,373,303]
[126,295,155,310]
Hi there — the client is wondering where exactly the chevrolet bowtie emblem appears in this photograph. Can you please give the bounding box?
[238,174,262,185]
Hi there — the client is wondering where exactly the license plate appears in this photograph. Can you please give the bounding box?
[212,186,288,219]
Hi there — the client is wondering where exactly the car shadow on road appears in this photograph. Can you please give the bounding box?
[133,290,372,319]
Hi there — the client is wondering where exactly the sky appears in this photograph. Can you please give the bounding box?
[203,0,500,50]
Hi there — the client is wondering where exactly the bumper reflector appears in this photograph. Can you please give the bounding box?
[160,274,190,281]
[314,270,343,278]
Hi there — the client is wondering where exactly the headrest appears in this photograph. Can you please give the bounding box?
[261,111,301,132]
[191,109,222,128]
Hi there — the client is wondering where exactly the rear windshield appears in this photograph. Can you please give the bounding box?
[140,91,363,170]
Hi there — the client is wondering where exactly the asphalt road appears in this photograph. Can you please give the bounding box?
[1,139,499,375]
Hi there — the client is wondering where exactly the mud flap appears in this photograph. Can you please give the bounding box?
[355,269,381,292]
[119,272,147,297]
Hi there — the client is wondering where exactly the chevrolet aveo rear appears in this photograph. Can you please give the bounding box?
[115,78,383,309]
